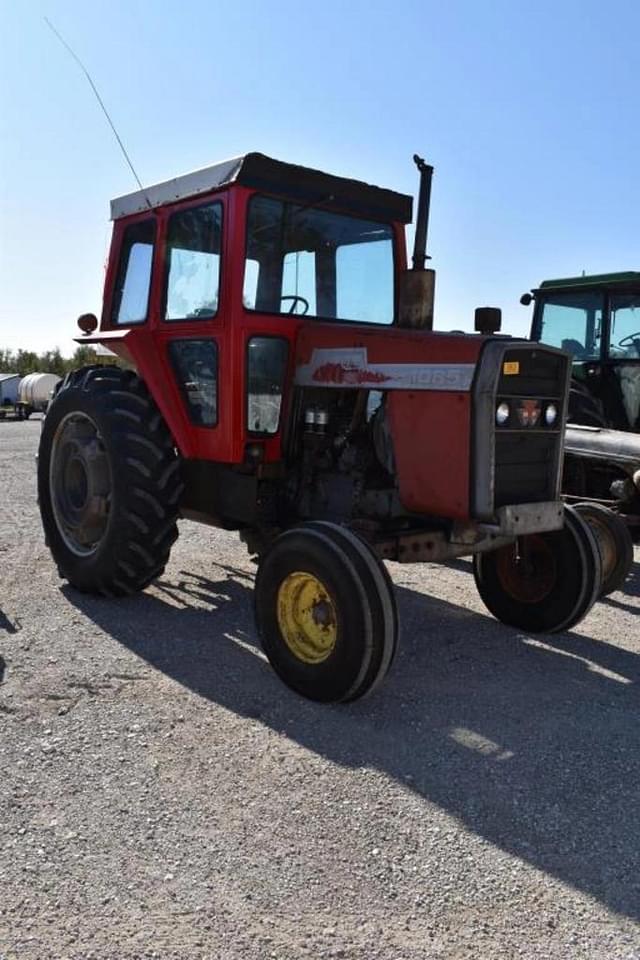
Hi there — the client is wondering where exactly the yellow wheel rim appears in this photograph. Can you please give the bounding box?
[276,571,337,664]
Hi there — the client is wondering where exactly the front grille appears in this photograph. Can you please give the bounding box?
[494,434,558,507]
[499,348,567,398]
[493,347,567,507]
[472,341,570,520]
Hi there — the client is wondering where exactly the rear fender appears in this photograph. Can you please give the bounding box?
[74,330,198,458]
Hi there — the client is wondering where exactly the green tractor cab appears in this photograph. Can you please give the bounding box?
[523,272,640,431]
[523,272,640,545]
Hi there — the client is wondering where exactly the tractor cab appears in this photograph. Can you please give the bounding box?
[82,153,412,471]
[523,273,640,431]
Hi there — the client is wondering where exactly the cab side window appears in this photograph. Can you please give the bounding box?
[164,202,223,321]
[610,295,640,358]
[112,219,156,325]
[246,337,288,434]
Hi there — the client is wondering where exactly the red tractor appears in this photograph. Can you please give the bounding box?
[38,153,603,702]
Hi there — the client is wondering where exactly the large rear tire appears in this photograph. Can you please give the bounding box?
[38,365,183,597]
[574,502,634,596]
[568,378,607,427]
[473,504,602,633]
[254,523,397,702]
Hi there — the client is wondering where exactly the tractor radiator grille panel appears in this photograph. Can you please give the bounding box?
[493,347,567,507]
[472,341,571,521]
[498,348,567,398]
[494,434,558,507]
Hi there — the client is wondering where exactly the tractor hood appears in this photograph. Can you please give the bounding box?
[294,324,486,390]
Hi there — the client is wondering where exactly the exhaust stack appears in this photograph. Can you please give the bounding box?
[398,155,436,329]
[411,154,433,270]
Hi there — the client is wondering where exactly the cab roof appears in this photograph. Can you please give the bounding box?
[111,152,413,225]
[538,271,640,291]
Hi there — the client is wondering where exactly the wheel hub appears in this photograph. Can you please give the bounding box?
[276,571,337,664]
[64,454,89,510]
[495,535,557,604]
[50,412,111,556]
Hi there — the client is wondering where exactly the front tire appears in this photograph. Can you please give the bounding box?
[574,502,634,596]
[254,523,397,702]
[473,504,602,633]
[38,366,183,597]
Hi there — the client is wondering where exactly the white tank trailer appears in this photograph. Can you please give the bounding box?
[17,373,61,419]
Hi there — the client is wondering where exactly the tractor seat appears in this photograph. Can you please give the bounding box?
[561,338,586,360]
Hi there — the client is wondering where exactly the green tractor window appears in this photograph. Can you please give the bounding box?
[610,294,640,359]
[538,292,603,362]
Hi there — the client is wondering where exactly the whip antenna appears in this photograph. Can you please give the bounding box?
[44,17,152,209]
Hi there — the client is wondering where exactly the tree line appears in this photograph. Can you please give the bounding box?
[0,346,110,377]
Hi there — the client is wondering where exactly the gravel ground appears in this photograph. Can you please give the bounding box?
[1,418,639,960]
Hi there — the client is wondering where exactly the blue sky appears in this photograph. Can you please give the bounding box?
[0,0,638,355]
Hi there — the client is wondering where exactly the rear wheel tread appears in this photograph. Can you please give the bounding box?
[38,365,181,596]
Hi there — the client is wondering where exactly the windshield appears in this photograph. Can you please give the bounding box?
[536,289,640,361]
[243,195,394,325]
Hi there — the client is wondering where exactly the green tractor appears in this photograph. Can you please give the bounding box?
[522,272,640,431]
[522,272,640,564]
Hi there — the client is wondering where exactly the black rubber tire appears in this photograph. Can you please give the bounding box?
[568,378,607,427]
[38,365,183,597]
[473,504,602,633]
[23,407,31,421]
[574,502,634,596]
[306,522,398,700]
[254,523,397,703]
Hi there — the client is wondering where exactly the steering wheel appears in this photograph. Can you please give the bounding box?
[280,295,309,316]
[618,332,640,348]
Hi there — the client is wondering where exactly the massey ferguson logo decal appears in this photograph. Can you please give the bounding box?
[311,362,389,386]
[295,348,476,392]
[517,399,542,427]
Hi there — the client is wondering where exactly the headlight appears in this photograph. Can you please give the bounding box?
[545,403,558,426]
[496,401,510,426]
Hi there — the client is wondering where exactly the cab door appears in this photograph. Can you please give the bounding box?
[533,289,606,424]
[152,194,238,461]
[603,291,640,431]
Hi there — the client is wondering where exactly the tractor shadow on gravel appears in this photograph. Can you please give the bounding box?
[64,564,640,923]
[0,608,18,633]
[601,552,640,611]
